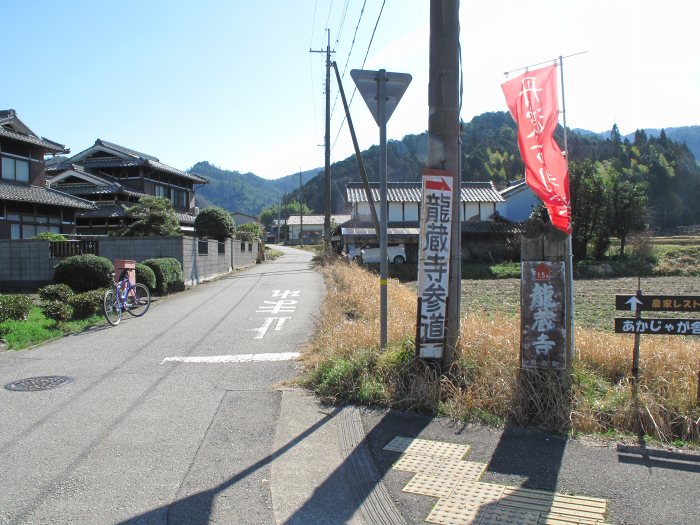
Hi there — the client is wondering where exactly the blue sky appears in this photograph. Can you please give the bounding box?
[3,1,698,180]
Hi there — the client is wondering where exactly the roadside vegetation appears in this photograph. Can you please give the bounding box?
[300,252,700,444]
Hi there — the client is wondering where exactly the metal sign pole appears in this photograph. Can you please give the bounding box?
[378,69,388,350]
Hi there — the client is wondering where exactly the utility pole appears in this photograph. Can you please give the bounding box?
[429,0,461,368]
[276,196,281,244]
[310,29,335,255]
[299,169,304,247]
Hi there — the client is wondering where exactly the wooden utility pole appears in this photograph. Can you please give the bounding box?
[429,0,461,368]
[310,30,333,254]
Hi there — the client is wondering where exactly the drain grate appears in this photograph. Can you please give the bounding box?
[4,375,75,392]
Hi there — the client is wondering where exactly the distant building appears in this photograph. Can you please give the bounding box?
[343,181,521,262]
[0,109,96,239]
[47,139,208,235]
[231,211,258,225]
[286,214,351,244]
[496,179,540,222]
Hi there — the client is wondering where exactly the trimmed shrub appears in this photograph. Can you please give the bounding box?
[68,289,105,319]
[135,263,156,291]
[42,300,73,324]
[194,206,236,240]
[0,294,34,322]
[38,284,74,303]
[143,258,183,294]
[54,255,114,292]
[31,231,67,241]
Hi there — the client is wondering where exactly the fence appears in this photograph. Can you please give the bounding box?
[0,236,259,291]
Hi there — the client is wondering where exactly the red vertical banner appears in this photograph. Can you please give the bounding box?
[501,65,571,233]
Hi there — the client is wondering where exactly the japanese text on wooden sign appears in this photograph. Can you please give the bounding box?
[521,261,567,370]
[615,293,700,335]
[416,169,453,359]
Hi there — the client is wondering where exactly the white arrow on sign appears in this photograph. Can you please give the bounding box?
[626,296,643,313]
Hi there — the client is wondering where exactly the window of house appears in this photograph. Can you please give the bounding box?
[1,156,29,182]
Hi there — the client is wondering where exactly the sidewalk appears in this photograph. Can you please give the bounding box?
[273,389,699,525]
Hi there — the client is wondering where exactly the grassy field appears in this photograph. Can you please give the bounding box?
[301,261,700,444]
[458,276,700,332]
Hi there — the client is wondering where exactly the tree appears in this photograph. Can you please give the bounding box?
[122,196,181,237]
[606,168,648,257]
[236,222,264,242]
[569,160,609,260]
[194,206,236,241]
[258,201,311,227]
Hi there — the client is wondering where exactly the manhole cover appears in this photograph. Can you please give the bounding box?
[4,375,75,392]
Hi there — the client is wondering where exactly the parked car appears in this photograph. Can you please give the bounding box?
[360,243,406,264]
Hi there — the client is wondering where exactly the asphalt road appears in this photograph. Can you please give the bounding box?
[0,246,324,525]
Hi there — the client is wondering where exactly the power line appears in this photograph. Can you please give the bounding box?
[334,0,351,49]
[309,0,319,48]
[330,0,386,152]
[328,0,367,125]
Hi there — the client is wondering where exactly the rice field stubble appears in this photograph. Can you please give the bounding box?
[301,263,700,443]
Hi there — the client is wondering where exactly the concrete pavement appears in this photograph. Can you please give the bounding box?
[1,246,698,524]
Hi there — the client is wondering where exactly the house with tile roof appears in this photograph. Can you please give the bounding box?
[0,110,96,239]
[47,139,208,235]
[496,179,541,222]
[344,181,521,261]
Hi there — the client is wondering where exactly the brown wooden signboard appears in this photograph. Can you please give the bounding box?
[615,294,700,313]
[521,261,567,370]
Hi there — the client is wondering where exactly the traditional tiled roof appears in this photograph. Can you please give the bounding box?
[0,180,96,210]
[77,204,197,226]
[66,139,207,183]
[286,214,351,226]
[499,180,529,197]
[0,109,67,153]
[346,181,504,204]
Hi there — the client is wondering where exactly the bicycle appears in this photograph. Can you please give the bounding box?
[103,269,151,326]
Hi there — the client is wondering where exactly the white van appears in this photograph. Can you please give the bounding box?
[360,243,406,264]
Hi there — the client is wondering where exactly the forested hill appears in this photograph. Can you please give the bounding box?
[189,113,699,229]
[190,161,318,215]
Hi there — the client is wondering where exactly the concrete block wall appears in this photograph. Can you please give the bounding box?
[0,237,260,291]
[0,240,53,290]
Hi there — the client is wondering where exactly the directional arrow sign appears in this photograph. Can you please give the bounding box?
[615,294,700,312]
[625,296,643,313]
[425,177,451,192]
[351,69,412,126]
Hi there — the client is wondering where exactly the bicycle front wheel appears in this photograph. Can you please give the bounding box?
[125,283,151,317]
[103,289,122,326]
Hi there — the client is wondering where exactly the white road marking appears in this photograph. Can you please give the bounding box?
[248,316,292,339]
[162,352,301,364]
[272,290,300,298]
[256,299,297,314]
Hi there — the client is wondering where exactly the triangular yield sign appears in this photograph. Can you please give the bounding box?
[350,69,412,126]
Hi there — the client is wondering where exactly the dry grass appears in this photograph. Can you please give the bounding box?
[301,261,700,442]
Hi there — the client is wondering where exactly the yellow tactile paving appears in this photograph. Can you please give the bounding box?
[433,459,487,481]
[387,435,610,524]
[403,473,460,498]
[404,438,470,460]
[393,453,446,474]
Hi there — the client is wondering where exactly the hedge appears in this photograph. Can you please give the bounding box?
[41,301,73,323]
[54,255,114,292]
[135,263,157,291]
[68,289,106,319]
[0,295,34,323]
[143,258,183,294]
[38,284,74,303]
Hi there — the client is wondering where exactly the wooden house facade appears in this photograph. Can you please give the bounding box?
[47,139,208,235]
[0,110,96,239]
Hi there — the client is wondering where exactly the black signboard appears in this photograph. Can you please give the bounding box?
[521,261,567,370]
[615,295,700,312]
[615,317,700,335]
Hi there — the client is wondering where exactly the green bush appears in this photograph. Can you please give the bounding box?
[38,283,74,303]
[68,289,105,319]
[194,206,236,240]
[31,231,67,241]
[143,258,183,294]
[54,255,114,292]
[0,294,34,322]
[135,263,156,291]
[42,300,73,324]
